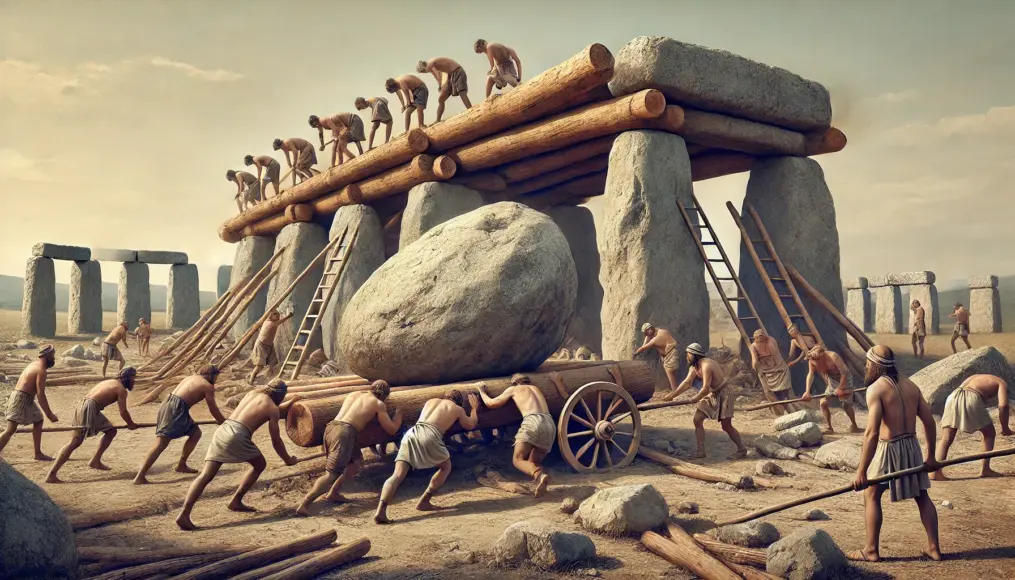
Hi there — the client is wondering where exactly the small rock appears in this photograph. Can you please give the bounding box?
[777,422,823,449]
[767,528,847,580]
[580,568,601,577]
[756,461,785,476]
[805,509,830,521]
[494,519,596,568]
[754,435,799,460]
[709,521,781,548]
[941,500,953,510]
[15,339,37,349]
[443,550,477,566]
[61,345,85,359]
[813,438,863,471]
[773,409,823,431]
[307,348,329,367]
[83,350,103,362]
[92,337,101,346]
[677,502,699,515]
[61,359,87,368]
[575,484,668,536]
[0,374,7,383]
[714,483,739,492]
[560,497,580,514]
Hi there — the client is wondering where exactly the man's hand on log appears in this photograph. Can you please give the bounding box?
[467,393,479,410]
[284,454,298,467]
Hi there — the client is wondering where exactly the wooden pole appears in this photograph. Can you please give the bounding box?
[503,154,609,198]
[137,287,236,372]
[199,270,280,361]
[691,534,768,567]
[449,172,507,192]
[78,545,247,566]
[740,387,869,412]
[228,551,323,580]
[498,135,616,183]
[642,526,741,580]
[286,374,362,387]
[287,378,369,393]
[716,446,1015,526]
[725,561,783,580]
[15,420,217,434]
[88,553,233,580]
[260,537,370,580]
[786,264,875,351]
[638,447,756,489]
[166,529,338,580]
[638,399,696,412]
[805,127,847,156]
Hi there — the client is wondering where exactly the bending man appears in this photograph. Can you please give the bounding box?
[931,374,1011,480]
[478,374,554,497]
[354,96,393,149]
[244,154,282,198]
[634,322,680,397]
[949,303,972,353]
[474,39,521,99]
[273,137,319,185]
[417,57,471,122]
[803,344,863,434]
[668,343,747,459]
[100,321,130,378]
[0,345,59,460]
[385,75,428,132]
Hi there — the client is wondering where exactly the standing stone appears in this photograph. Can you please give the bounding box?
[545,205,603,355]
[600,131,707,383]
[844,277,871,333]
[738,157,844,388]
[908,282,939,335]
[399,181,485,250]
[217,265,232,298]
[969,275,1001,333]
[229,236,276,340]
[267,223,328,358]
[21,257,56,338]
[167,264,200,329]
[321,205,386,370]
[68,260,102,335]
[117,262,151,327]
[870,278,902,334]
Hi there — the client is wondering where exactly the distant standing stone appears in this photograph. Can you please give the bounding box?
[21,258,56,338]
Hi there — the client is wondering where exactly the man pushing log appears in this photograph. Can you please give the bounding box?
[354,97,393,149]
[803,344,863,434]
[478,374,554,497]
[666,344,747,460]
[931,374,1012,480]
[273,137,320,185]
[0,345,59,460]
[101,322,131,378]
[635,322,681,396]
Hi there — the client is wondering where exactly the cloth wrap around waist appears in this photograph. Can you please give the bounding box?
[514,413,556,452]
[5,390,43,425]
[410,84,429,109]
[491,59,519,88]
[296,142,318,171]
[101,342,123,362]
[661,344,680,371]
[867,433,931,502]
[697,381,735,422]
[941,387,992,433]
[446,67,468,96]
[953,322,969,337]
[156,394,196,439]
[205,419,261,464]
[395,422,449,470]
[73,397,114,438]
[822,369,865,407]
[370,98,392,122]
[252,340,277,367]
[756,351,792,393]
[323,420,363,475]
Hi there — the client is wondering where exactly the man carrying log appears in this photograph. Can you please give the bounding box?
[248,310,293,384]
[786,324,818,367]
[273,137,320,185]
[135,317,151,359]
[0,345,59,460]
[666,343,748,460]
[949,302,972,353]
[134,365,227,485]
[309,114,365,167]
[354,97,393,150]
[176,379,299,530]
[803,344,863,434]
[911,300,927,360]
[474,39,521,99]
[227,169,261,213]
[851,345,941,563]
[374,389,480,524]
[46,368,140,483]
[296,380,403,516]
[748,329,794,406]
[635,323,681,397]
[931,374,1011,481]
[244,154,282,198]
[384,75,428,132]
[100,321,131,378]
[416,57,472,122]
[478,374,554,497]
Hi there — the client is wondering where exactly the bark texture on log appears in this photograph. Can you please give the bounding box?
[449,172,508,192]
[642,527,740,580]
[229,551,324,580]
[691,534,768,567]
[676,109,807,155]
[260,537,370,580]
[78,545,246,566]
[497,136,616,183]
[167,530,337,580]
[284,204,314,223]
[504,155,609,198]
[638,447,756,489]
[89,553,230,580]
[235,186,360,240]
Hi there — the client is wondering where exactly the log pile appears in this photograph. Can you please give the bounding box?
[641,523,775,580]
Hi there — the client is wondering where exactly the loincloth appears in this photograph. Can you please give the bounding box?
[155,394,195,439]
[661,344,680,371]
[953,322,969,337]
[101,342,123,362]
[941,387,991,433]
[264,159,281,184]
[913,320,927,338]
[696,382,735,422]
[395,422,449,470]
[296,142,318,172]
[5,390,43,425]
[252,340,277,367]
[323,420,362,475]
[73,397,114,438]
[371,98,392,122]
[867,433,930,502]
[446,66,468,96]
[822,371,864,407]
[514,413,555,452]
[757,355,793,393]
[205,419,261,464]
[342,115,365,142]
[411,84,429,109]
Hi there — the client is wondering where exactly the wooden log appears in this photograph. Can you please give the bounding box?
[638,399,696,411]
[638,447,756,489]
[139,285,241,372]
[286,360,654,447]
[449,172,508,192]
[309,155,455,216]
[740,387,868,412]
[260,537,370,580]
[690,151,757,182]
[284,204,314,223]
[228,551,323,580]
[498,136,616,183]
[805,127,847,156]
[88,553,231,580]
[726,561,783,580]
[675,108,808,156]
[198,270,280,362]
[287,374,361,386]
[447,89,666,173]
[691,534,768,567]
[503,154,609,198]
[641,525,740,580]
[78,545,247,566]
[422,44,614,153]
[518,171,607,210]
[235,186,359,239]
[287,378,369,393]
[786,264,875,351]
[166,529,338,580]
[637,104,687,133]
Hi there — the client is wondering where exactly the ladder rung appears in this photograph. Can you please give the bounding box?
[701,241,718,246]
[283,360,299,366]
[707,259,726,263]
[770,277,785,282]
[750,239,765,243]
[778,295,793,299]
[693,224,707,228]
[319,285,333,290]
[789,314,805,319]
[311,298,324,303]
[299,329,312,334]
[760,258,776,262]
[739,316,758,321]
[305,314,318,319]
[716,277,735,281]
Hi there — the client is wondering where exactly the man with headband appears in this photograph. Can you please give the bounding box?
[634,322,681,397]
[851,345,941,563]
[748,329,795,410]
[0,345,59,460]
[803,344,863,433]
[46,368,140,483]
[931,373,1011,480]
[134,365,228,485]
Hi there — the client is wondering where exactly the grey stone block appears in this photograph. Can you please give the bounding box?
[92,248,138,262]
[69,260,102,334]
[846,287,872,333]
[400,181,485,250]
[888,271,935,285]
[767,528,846,580]
[117,262,151,327]
[845,277,867,289]
[267,223,329,357]
[545,205,603,355]
[31,243,90,262]
[136,250,188,265]
[229,236,276,340]
[908,283,939,334]
[969,288,1001,333]
[874,285,902,334]
[217,265,232,298]
[867,275,889,288]
[968,275,999,289]
[912,346,1012,414]
[167,264,200,329]
[21,257,56,338]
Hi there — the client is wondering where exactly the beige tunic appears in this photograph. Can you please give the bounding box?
[941,387,992,433]
[697,381,735,422]
[205,420,261,463]
[395,422,449,470]
[661,344,680,371]
[866,377,931,502]
[515,413,555,452]
[5,390,43,425]
[756,348,792,393]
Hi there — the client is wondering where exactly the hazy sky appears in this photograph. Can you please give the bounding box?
[2,0,1013,293]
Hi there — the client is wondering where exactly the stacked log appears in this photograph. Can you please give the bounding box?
[168,530,338,580]
[497,136,616,183]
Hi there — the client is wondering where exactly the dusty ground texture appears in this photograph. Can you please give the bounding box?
[1,309,1014,579]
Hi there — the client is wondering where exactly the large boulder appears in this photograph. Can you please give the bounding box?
[0,462,78,578]
[777,422,823,449]
[911,347,1012,414]
[767,528,847,580]
[574,484,668,536]
[708,521,781,548]
[773,409,822,432]
[494,519,596,569]
[812,438,862,471]
[62,345,85,360]
[339,202,577,385]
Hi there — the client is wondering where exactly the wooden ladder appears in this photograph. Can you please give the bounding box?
[276,224,360,381]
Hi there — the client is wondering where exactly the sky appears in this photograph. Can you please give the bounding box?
[1,0,1014,293]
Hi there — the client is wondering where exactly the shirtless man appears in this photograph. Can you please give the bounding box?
[911,300,927,359]
[666,343,748,459]
[308,113,365,167]
[786,324,818,367]
[478,374,554,496]
[101,322,131,378]
[931,374,1011,480]
[134,365,227,484]
[46,368,140,483]
[851,345,940,563]
[176,379,299,530]
[474,39,522,99]
[248,310,293,384]
[949,302,972,353]
[135,318,151,359]
[374,389,479,524]
[384,75,428,132]
[244,154,282,198]
[803,344,863,434]
[296,380,403,516]
[0,345,59,460]
[227,169,261,212]
[273,137,320,185]
[749,329,794,406]
[634,323,680,396]
[416,57,472,122]
[354,97,393,149]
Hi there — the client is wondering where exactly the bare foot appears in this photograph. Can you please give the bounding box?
[980,467,1004,478]
[175,465,198,474]
[175,514,198,531]
[88,461,111,471]
[534,474,550,498]
[922,548,942,561]
[416,496,439,511]
[325,492,350,503]
[133,476,150,485]
[227,501,257,513]
[295,505,312,517]
[928,471,950,481]
[847,549,879,563]
[687,450,706,460]
[373,510,391,524]
[34,453,54,461]
[44,474,63,484]
[728,449,748,460]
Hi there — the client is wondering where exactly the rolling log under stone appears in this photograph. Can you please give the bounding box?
[286,360,654,447]
[691,534,768,568]
[284,204,314,223]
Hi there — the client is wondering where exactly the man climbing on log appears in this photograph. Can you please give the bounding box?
[748,329,794,406]
[666,343,748,460]
[851,345,941,563]
[354,96,393,150]
[803,344,863,434]
[296,380,403,516]
[46,368,140,483]
[134,365,227,485]
[635,323,680,397]
[385,75,428,132]
[474,39,521,99]
[227,169,261,213]
[273,137,320,185]
[374,389,480,524]
[478,374,554,497]
[135,317,151,359]
[949,302,972,353]
[0,345,59,460]
[786,324,818,367]
[244,154,282,198]
[931,374,1011,481]
[248,310,292,384]
[309,113,365,167]
[100,321,131,378]
[176,379,299,530]
[911,300,927,360]
[416,57,472,122]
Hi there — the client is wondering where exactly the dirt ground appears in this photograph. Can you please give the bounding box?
[2,309,1015,579]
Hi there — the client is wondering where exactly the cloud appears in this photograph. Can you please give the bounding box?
[870,90,920,104]
[881,104,1015,146]
[0,149,53,182]
[148,57,244,82]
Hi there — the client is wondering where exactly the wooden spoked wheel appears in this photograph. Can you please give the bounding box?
[557,381,642,473]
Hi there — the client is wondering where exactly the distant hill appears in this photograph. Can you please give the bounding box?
[0,274,215,312]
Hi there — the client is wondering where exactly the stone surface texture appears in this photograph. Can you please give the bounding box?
[968,275,999,289]
[21,257,56,338]
[709,521,781,548]
[136,250,188,264]
[970,288,1002,333]
[92,248,138,262]
[574,484,668,536]
[117,262,151,327]
[167,264,200,329]
[813,438,863,471]
[31,243,90,262]
[217,265,232,297]
[229,236,276,341]
[266,223,329,357]
[754,435,800,460]
[911,346,1012,414]
[68,260,102,334]
[846,287,872,333]
[0,461,78,579]
[888,271,935,285]
[766,528,847,580]
[773,409,822,432]
[777,422,823,449]
[399,181,485,250]
[844,277,868,290]
[494,519,596,569]
[545,205,604,355]
[874,285,903,334]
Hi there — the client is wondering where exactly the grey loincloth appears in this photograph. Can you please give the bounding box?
[697,381,735,422]
[941,387,992,433]
[264,159,281,185]
[5,390,43,425]
[371,97,392,122]
[252,340,277,367]
[953,322,969,337]
[515,413,555,452]
[411,84,429,109]
[323,420,362,475]
[155,394,195,439]
[395,422,449,470]
[492,59,519,88]
[867,433,931,502]
[205,419,261,464]
[73,397,114,438]
[296,142,318,173]
[344,115,365,142]
[446,67,468,96]
[101,342,123,362]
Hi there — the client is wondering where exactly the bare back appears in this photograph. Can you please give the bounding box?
[397,74,424,90]
[417,399,466,434]
[285,137,311,151]
[85,379,127,409]
[648,329,678,355]
[960,374,1007,403]
[229,391,279,433]
[257,319,280,344]
[487,43,513,62]
[171,375,216,407]
[956,307,970,324]
[812,351,846,376]
[335,391,387,431]
[869,375,924,439]
[104,326,127,345]
[699,358,727,389]
[427,57,461,73]
[15,360,45,396]
[508,384,550,416]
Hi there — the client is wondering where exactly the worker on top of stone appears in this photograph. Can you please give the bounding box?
[0,345,59,460]
[474,39,521,99]
[479,374,554,497]
[786,323,818,367]
[244,154,282,198]
[748,328,794,406]
[135,317,151,359]
[949,302,972,353]
[803,344,863,434]
[931,374,1011,481]
[227,169,261,213]
[416,57,472,122]
[273,137,320,186]
[100,321,131,378]
[635,322,680,395]
[248,309,293,384]
[911,300,927,360]
[666,343,747,460]
[384,74,428,132]
[354,96,394,150]
[309,113,365,167]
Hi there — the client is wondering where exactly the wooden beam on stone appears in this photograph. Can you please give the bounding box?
[517,171,607,210]
[690,151,756,181]
[311,155,456,215]
[676,109,808,156]
[504,154,609,198]
[691,534,768,568]
[449,172,508,192]
[284,204,314,223]
[642,526,741,580]
[498,136,616,183]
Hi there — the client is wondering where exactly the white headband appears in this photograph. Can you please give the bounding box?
[866,348,894,367]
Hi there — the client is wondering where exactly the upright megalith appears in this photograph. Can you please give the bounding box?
[845,277,871,333]
[21,257,56,338]
[321,205,386,370]
[69,260,102,335]
[217,265,232,298]
[267,222,329,357]
[117,262,151,327]
[545,205,603,355]
[229,236,276,340]
[969,275,1001,333]
[399,181,485,250]
[869,276,902,334]
[893,271,939,335]
[599,130,707,381]
[167,264,200,329]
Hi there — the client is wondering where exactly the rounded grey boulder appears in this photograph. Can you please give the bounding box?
[338,202,577,385]
[0,462,78,578]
